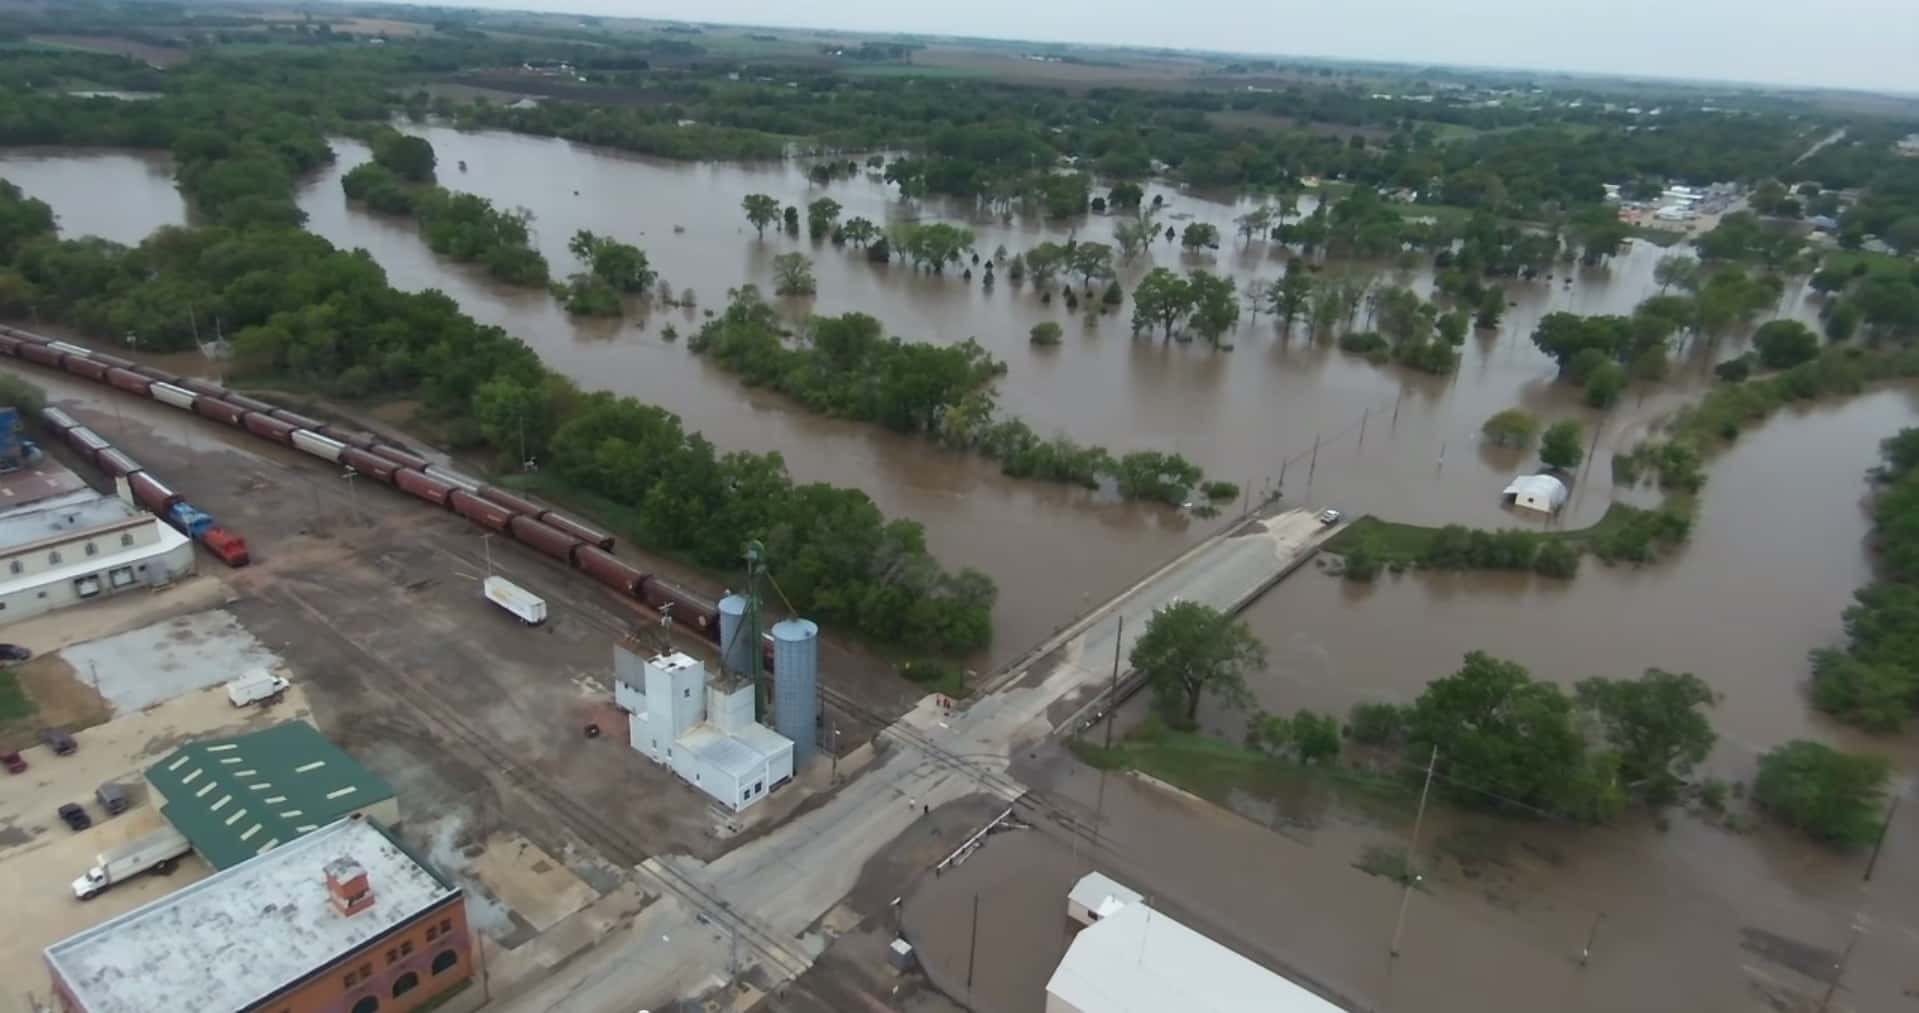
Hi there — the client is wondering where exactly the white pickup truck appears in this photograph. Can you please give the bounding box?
[226,670,290,707]
[73,826,191,900]
[485,575,548,625]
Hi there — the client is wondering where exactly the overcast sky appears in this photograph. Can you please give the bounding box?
[426,0,1918,93]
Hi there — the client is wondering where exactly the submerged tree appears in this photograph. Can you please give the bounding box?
[1130,601,1264,727]
[741,193,779,238]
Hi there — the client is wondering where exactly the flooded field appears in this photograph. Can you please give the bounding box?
[0,147,185,245]
[0,130,1902,709]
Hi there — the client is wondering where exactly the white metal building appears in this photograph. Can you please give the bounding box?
[1066,872,1141,928]
[1502,474,1569,514]
[1046,874,1347,1013]
[615,649,793,812]
[0,465,193,625]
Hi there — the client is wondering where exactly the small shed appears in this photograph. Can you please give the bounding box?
[1067,871,1144,928]
[1503,474,1569,515]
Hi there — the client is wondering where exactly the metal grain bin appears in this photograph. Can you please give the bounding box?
[717,594,754,677]
[771,618,820,766]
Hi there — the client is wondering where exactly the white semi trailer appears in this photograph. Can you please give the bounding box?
[73,826,192,900]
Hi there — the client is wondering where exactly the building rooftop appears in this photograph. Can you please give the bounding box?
[45,816,456,1013]
[146,721,395,870]
[1046,901,1347,1013]
[680,721,790,780]
[0,457,89,515]
[0,487,137,547]
[1068,871,1143,922]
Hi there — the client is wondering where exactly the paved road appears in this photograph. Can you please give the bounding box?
[494,509,1337,1011]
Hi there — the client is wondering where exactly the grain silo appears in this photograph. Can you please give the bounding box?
[717,593,754,678]
[770,617,820,765]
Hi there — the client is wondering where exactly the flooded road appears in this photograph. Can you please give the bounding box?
[0,131,1900,697]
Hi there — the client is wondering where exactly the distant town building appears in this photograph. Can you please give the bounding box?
[1046,872,1347,1012]
[0,457,193,624]
[44,814,470,1013]
[146,721,398,870]
[614,646,793,812]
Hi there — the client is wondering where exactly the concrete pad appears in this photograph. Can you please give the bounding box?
[466,831,600,932]
[0,574,230,655]
[55,608,284,714]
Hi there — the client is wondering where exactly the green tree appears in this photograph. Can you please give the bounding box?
[567,231,655,292]
[1346,702,1404,745]
[1068,241,1116,291]
[1540,419,1585,470]
[1481,409,1540,448]
[1023,242,1067,288]
[1809,649,1915,733]
[782,205,800,234]
[1234,206,1273,246]
[1290,709,1341,763]
[1266,270,1313,335]
[1406,652,1596,814]
[1108,182,1144,210]
[1181,222,1220,252]
[1653,255,1699,293]
[1474,286,1506,330]
[1029,321,1063,346]
[1584,361,1627,409]
[772,252,816,295]
[1186,270,1239,345]
[1113,218,1154,261]
[1129,601,1265,727]
[1132,268,1194,341]
[742,193,779,237]
[806,197,842,240]
[1752,319,1819,369]
[371,130,436,182]
[840,217,880,248]
[1574,669,1717,805]
[1752,741,1890,848]
[897,223,975,273]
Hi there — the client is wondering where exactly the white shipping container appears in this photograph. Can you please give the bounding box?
[148,382,198,411]
[289,430,346,464]
[71,427,109,453]
[48,340,93,358]
[485,575,547,624]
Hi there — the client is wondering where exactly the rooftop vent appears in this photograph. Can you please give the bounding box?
[325,856,375,917]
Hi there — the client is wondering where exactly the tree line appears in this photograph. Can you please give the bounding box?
[1133,603,1892,849]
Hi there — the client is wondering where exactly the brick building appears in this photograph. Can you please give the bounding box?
[45,815,470,1013]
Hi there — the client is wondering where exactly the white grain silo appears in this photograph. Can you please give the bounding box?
[717,593,754,677]
[770,618,820,765]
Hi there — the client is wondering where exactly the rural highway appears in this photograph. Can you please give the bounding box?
[495,508,1338,1011]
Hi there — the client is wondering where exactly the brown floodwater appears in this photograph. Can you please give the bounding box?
[0,147,186,245]
[0,132,1899,715]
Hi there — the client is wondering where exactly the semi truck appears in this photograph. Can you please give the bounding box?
[484,575,547,624]
[72,826,191,899]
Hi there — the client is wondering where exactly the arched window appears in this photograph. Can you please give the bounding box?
[391,972,418,998]
[350,996,378,1013]
[431,949,458,976]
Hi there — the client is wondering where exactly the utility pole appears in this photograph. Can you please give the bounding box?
[1093,614,1124,848]
[1307,434,1320,490]
[965,892,981,1002]
[1819,924,1862,1012]
[1580,912,1605,966]
[482,533,494,577]
[1863,796,1898,881]
[1357,407,1369,449]
[1390,746,1438,958]
[342,468,360,525]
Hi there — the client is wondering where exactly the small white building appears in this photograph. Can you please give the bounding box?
[1503,474,1569,515]
[1067,872,1142,928]
[615,649,793,812]
[1046,873,1347,1013]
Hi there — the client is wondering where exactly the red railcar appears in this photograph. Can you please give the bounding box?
[87,352,135,370]
[62,357,109,382]
[479,486,545,517]
[506,515,582,564]
[392,468,453,507]
[18,343,62,368]
[175,377,231,398]
[128,471,181,514]
[268,409,325,431]
[369,445,431,471]
[316,424,382,450]
[241,413,298,445]
[539,510,616,551]
[104,368,152,396]
[447,488,514,532]
[224,393,280,416]
[574,546,647,596]
[338,447,399,483]
[191,398,247,426]
[95,448,143,478]
[645,582,717,636]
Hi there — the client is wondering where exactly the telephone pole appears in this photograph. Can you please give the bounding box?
[1390,746,1438,958]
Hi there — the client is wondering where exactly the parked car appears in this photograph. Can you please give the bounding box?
[96,782,129,816]
[2,751,25,775]
[0,644,31,662]
[1318,509,1344,526]
[57,803,92,832]
[40,728,76,755]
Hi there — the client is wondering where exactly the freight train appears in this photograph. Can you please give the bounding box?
[0,326,727,643]
[35,404,250,566]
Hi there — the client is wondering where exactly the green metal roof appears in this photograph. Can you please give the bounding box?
[144,721,394,870]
